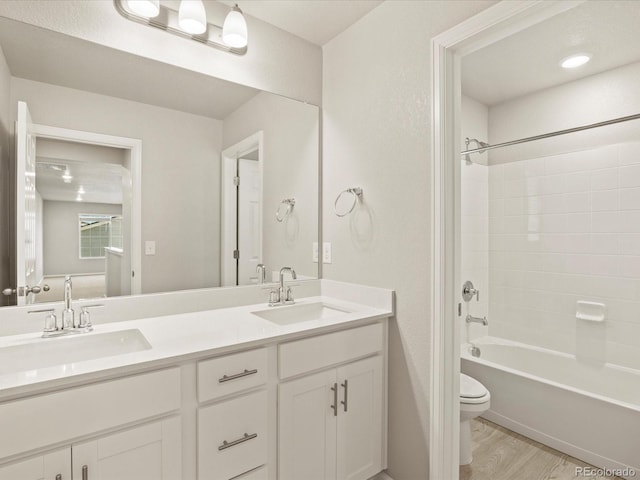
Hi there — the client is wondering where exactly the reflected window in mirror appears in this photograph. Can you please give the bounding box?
[79,214,123,259]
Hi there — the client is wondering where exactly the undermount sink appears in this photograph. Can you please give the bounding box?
[251,302,352,325]
[0,329,151,375]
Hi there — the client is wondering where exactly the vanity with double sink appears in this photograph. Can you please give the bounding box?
[0,279,393,480]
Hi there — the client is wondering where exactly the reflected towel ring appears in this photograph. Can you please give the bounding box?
[334,187,363,217]
[276,198,296,222]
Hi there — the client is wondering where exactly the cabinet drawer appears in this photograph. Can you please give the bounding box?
[279,323,383,379]
[198,348,267,402]
[233,466,268,480]
[0,367,181,460]
[198,390,268,480]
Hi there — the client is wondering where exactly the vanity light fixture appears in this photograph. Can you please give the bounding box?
[179,0,207,35]
[62,169,73,183]
[126,0,159,18]
[114,0,248,55]
[560,53,591,69]
[222,4,248,48]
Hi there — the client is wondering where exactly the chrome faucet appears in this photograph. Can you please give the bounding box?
[62,275,75,329]
[268,266,297,306]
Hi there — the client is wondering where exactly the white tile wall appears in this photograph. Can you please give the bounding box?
[461,160,489,342]
[487,141,640,370]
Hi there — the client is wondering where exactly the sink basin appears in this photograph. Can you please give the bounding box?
[251,302,351,325]
[0,329,151,375]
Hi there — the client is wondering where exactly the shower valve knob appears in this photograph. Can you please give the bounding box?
[462,281,479,302]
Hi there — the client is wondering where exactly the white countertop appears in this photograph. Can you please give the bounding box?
[0,293,392,400]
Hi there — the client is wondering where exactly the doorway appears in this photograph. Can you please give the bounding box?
[6,100,142,305]
[430,2,583,478]
[221,131,264,286]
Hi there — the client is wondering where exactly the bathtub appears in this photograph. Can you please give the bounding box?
[461,336,640,479]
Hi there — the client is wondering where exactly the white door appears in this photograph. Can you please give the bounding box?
[72,417,181,480]
[278,369,338,480]
[237,158,262,285]
[336,356,384,480]
[0,447,70,480]
[14,101,38,305]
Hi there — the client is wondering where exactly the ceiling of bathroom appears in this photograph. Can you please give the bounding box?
[0,0,381,119]
[218,0,383,46]
[462,1,640,106]
[0,16,260,120]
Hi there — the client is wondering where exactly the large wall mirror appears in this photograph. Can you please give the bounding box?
[0,16,319,306]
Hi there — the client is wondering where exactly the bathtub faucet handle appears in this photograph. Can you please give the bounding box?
[462,281,479,302]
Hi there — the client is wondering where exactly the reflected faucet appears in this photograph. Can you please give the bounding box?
[62,275,75,329]
[256,264,266,285]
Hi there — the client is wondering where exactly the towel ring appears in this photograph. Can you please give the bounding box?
[276,198,296,222]
[334,187,363,217]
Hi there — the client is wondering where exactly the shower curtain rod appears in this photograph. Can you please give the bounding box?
[460,112,640,155]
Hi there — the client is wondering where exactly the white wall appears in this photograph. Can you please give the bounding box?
[322,2,496,479]
[43,200,122,276]
[460,95,489,343]
[486,60,640,370]
[12,78,223,294]
[223,92,319,280]
[0,0,322,105]
[489,62,640,164]
[0,46,10,305]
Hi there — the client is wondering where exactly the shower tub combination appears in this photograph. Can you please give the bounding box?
[462,337,640,479]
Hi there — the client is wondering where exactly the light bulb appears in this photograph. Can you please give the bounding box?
[62,170,73,183]
[223,4,248,48]
[560,54,591,69]
[126,0,159,18]
[179,0,207,35]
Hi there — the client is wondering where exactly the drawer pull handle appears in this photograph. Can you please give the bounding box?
[341,379,348,412]
[218,432,258,451]
[219,368,258,383]
[82,465,88,480]
[330,382,338,416]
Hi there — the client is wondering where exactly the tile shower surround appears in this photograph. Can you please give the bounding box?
[483,141,640,369]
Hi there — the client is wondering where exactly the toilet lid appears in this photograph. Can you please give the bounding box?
[460,373,487,399]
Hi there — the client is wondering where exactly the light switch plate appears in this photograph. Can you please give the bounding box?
[145,240,156,255]
[322,242,332,264]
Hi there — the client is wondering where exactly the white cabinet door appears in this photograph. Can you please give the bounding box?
[279,355,384,480]
[0,448,70,480]
[336,356,383,480]
[278,369,337,480]
[72,417,181,480]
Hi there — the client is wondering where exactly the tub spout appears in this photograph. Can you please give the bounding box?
[466,314,488,326]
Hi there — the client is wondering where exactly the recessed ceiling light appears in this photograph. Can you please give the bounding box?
[78,186,86,195]
[62,169,73,183]
[561,54,591,69]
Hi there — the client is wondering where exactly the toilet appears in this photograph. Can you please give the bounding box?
[460,373,490,465]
